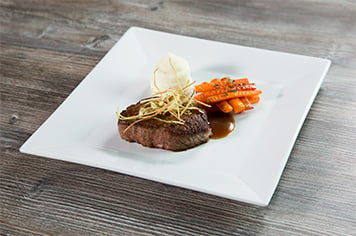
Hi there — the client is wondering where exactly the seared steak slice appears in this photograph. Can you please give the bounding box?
[118,101,212,151]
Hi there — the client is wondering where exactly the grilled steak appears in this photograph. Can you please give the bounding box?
[118,101,212,151]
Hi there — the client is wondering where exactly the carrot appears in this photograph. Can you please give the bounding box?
[194,77,250,92]
[228,98,245,114]
[211,78,224,85]
[206,90,262,103]
[248,95,260,104]
[194,76,262,115]
[194,83,257,102]
[240,97,253,110]
[216,100,233,113]
[194,82,211,93]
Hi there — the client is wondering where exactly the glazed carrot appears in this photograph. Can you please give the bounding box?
[195,78,226,92]
[194,83,257,102]
[206,90,262,103]
[231,78,250,86]
[211,78,224,85]
[194,82,211,93]
[240,97,253,110]
[216,100,233,113]
[247,95,260,104]
[228,98,245,114]
[194,77,250,92]
[195,77,228,92]
[194,87,227,101]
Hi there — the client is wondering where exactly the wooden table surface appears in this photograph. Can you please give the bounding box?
[1,0,355,235]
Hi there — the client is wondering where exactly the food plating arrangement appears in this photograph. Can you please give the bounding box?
[117,53,262,151]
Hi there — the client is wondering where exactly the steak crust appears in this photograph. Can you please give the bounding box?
[118,101,212,151]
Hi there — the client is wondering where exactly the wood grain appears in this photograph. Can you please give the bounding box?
[1,0,356,235]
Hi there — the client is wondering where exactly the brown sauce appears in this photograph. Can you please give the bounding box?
[207,112,235,139]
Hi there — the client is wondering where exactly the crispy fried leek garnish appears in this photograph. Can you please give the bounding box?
[117,82,210,132]
[117,57,209,132]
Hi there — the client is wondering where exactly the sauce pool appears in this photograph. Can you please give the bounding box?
[207,112,235,139]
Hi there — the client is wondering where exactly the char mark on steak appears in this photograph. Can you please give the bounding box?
[118,101,212,151]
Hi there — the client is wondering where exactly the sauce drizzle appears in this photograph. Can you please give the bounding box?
[207,112,235,139]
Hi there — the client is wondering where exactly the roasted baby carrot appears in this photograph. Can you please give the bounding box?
[206,90,262,103]
[194,77,250,92]
[194,77,262,114]
[216,100,233,113]
[247,95,260,104]
[240,97,253,110]
[194,83,257,102]
[228,98,245,114]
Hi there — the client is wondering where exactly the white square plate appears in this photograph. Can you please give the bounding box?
[20,27,331,206]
